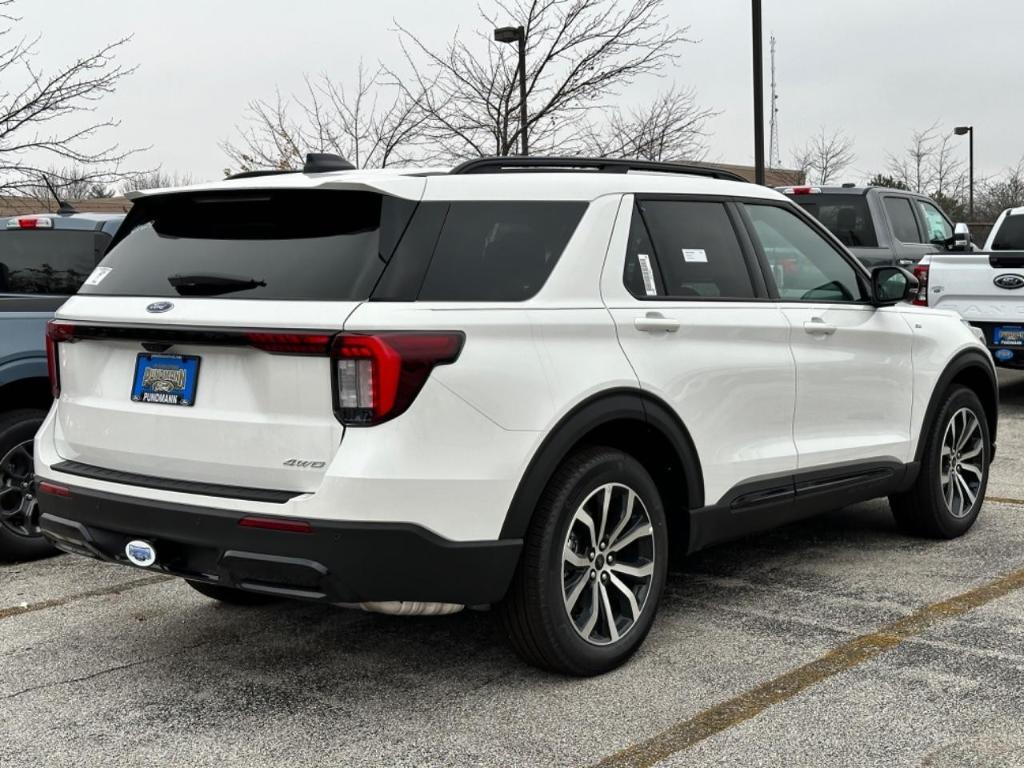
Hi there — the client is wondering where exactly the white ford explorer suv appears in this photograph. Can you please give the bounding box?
[33,155,998,676]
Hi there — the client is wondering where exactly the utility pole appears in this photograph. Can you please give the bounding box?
[768,35,781,169]
[752,0,765,184]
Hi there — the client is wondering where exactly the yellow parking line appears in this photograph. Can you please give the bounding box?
[0,574,170,621]
[592,566,1024,768]
[986,496,1024,506]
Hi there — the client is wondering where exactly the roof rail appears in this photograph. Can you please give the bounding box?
[450,156,749,183]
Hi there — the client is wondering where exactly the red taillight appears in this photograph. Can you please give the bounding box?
[238,516,312,533]
[331,332,464,425]
[912,263,930,306]
[38,481,71,497]
[45,321,76,398]
[245,332,332,355]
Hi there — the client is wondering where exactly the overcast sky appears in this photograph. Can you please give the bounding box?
[17,0,1023,182]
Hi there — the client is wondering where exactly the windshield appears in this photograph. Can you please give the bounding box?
[81,190,415,300]
[0,229,106,294]
[790,194,879,248]
[992,215,1024,250]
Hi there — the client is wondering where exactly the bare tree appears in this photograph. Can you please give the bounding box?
[222,62,428,172]
[0,1,142,194]
[581,85,714,161]
[885,123,967,203]
[120,168,195,193]
[389,0,692,161]
[21,164,118,205]
[791,128,855,185]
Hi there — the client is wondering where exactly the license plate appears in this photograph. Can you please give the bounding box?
[130,354,200,406]
[994,326,1024,346]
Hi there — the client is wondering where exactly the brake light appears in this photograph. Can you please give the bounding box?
[912,263,930,306]
[782,186,821,195]
[7,216,53,229]
[45,321,76,398]
[331,332,464,425]
[245,332,332,355]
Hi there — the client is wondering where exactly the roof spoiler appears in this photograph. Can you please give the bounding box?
[225,153,355,180]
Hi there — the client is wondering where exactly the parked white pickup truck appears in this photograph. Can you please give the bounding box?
[915,213,1024,368]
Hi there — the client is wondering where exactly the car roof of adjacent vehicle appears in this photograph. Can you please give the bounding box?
[126,155,787,204]
[2,211,125,230]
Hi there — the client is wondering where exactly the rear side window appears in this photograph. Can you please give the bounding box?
[81,190,415,300]
[0,230,107,295]
[635,200,755,299]
[417,202,586,301]
[883,196,922,243]
[791,194,878,247]
[992,215,1024,250]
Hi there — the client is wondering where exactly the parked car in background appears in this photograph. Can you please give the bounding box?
[918,206,1024,369]
[778,185,968,268]
[0,209,124,560]
[34,156,996,675]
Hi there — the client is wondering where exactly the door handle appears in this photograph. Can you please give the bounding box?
[803,318,837,336]
[634,313,680,333]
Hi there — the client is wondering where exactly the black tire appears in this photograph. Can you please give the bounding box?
[890,386,990,539]
[499,446,668,676]
[186,579,278,606]
[0,408,56,562]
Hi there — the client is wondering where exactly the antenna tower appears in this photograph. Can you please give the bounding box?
[768,35,781,169]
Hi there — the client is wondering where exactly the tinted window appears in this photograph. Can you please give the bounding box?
[915,200,953,243]
[623,205,662,298]
[80,191,413,300]
[791,194,878,247]
[0,230,105,294]
[992,215,1024,250]
[883,196,921,243]
[745,204,865,303]
[418,202,585,301]
[637,200,754,299]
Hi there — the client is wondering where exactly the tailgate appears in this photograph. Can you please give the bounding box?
[927,252,1024,323]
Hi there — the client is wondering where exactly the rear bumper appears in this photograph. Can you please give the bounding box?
[35,482,522,605]
[968,322,1024,369]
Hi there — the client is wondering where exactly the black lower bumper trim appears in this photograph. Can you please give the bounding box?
[37,484,521,605]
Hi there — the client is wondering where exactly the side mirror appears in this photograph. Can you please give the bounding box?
[950,222,971,252]
[871,265,919,306]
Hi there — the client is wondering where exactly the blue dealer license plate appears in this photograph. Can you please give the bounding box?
[994,326,1024,346]
[130,354,200,406]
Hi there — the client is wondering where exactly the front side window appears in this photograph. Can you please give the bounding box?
[915,200,953,244]
[0,230,106,295]
[745,204,866,303]
[883,196,922,243]
[634,200,755,299]
[418,201,586,301]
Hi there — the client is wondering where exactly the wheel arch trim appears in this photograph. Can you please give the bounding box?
[499,388,704,539]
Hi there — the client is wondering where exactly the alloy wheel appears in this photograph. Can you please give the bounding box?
[562,482,656,646]
[0,439,38,537]
[940,407,985,519]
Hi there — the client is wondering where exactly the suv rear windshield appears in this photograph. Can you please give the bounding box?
[992,215,1024,250]
[81,190,415,300]
[0,229,109,294]
[789,194,878,248]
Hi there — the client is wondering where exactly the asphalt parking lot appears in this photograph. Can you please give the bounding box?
[3,372,1024,768]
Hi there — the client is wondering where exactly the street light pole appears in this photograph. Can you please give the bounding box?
[494,25,529,156]
[954,125,974,220]
[752,0,765,185]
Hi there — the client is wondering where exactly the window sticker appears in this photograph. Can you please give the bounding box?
[637,253,657,296]
[682,248,708,263]
[84,266,112,286]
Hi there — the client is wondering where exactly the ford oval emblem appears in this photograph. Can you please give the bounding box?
[125,539,157,567]
[994,274,1024,290]
[146,301,174,313]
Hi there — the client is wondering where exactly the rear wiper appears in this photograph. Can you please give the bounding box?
[168,273,267,296]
